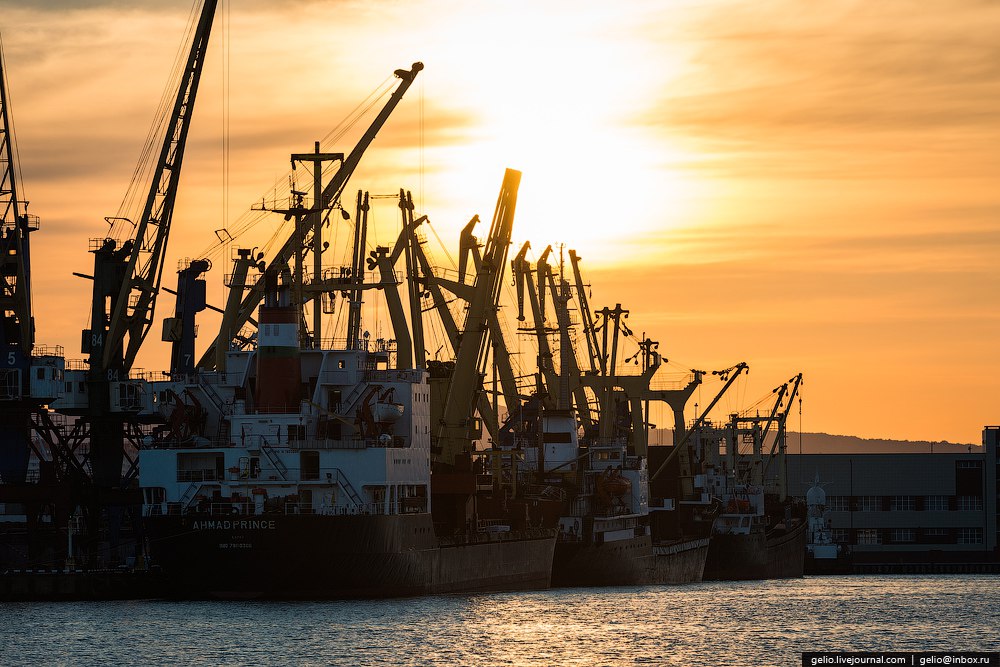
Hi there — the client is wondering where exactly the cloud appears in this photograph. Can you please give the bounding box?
[636,0,1000,180]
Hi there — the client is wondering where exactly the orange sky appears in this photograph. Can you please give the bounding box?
[1,0,998,443]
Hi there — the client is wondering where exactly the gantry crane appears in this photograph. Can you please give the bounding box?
[0,41,75,494]
[80,0,218,488]
[0,39,38,486]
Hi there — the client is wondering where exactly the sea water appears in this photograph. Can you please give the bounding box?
[2,575,997,666]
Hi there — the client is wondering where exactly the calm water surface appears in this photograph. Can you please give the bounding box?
[2,575,998,666]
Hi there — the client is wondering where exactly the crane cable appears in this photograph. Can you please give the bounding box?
[112,0,201,242]
[192,74,397,264]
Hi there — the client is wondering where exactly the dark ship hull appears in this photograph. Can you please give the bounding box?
[652,537,710,584]
[552,533,654,587]
[551,533,711,587]
[703,521,807,581]
[145,512,555,599]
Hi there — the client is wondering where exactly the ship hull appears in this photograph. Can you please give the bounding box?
[551,533,654,587]
[652,537,710,584]
[703,521,807,581]
[145,512,554,599]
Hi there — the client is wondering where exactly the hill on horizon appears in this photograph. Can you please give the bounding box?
[648,430,981,454]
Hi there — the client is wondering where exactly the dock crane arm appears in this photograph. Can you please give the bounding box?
[568,250,600,376]
[0,40,35,358]
[101,0,218,372]
[761,373,803,483]
[650,361,749,481]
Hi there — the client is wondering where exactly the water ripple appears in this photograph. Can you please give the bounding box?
[1,575,997,666]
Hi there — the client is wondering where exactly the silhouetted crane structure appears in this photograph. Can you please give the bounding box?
[0,0,222,569]
[195,63,423,371]
[0,37,39,486]
[78,0,217,491]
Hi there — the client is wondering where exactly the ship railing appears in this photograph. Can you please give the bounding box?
[146,434,386,451]
[648,373,697,391]
[363,368,424,383]
[63,359,90,371]
[283,502,315,515]
[31,345,65,359]
[285,502,388,516]
[209,501,256,516]
[523,483,567,502]
[176,469,220,483]
[435,526,553,547]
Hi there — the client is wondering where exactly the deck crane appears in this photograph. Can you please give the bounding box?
[82,0,218,487]
[416,212,528,431]
[758,373,803,501]
[196,63,423,370]
[650,361,748,499]
[536,247,593,428]
[511,243,560,405]
[432,169,520,468]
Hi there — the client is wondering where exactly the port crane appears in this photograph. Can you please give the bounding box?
[1,43,80,485]
[0,39,40,485]
[76,0,218,489]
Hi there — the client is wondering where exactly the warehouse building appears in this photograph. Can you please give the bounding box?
[786,426,998,563]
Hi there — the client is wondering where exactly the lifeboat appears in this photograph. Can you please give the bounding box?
[372,401,404,423]
[596,468,632,507]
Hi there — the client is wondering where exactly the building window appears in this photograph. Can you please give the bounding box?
[924,496,949,511]
[890,496,915,511]
[858,496,880,512]
[831,529,848,543]
[857,529,881,545]
[923,528,948,542]
[890,528,916,543]
[957,496,983,511]
[827,496,849,512]
[956,460,981,470]
[957,528,983,544]
[287,424,305,442]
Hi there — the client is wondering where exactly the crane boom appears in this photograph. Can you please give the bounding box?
[433,169,520,467]
[197,63,423,369]
[81,0,217,489]
[100,0,218,373]
[0,41,34,358]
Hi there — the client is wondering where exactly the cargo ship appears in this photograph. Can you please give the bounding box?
[124,16,555,594]
[491,248,709,586]
[650,371,806,581]
[139,335,554,598]
[499,405,655,587]
[139,171,556,597]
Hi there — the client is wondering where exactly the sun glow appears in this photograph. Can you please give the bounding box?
[400,1,709,264]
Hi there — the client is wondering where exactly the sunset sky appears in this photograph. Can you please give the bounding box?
[1,0,997,443]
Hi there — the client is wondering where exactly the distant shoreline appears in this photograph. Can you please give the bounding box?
[648,430,980,454]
